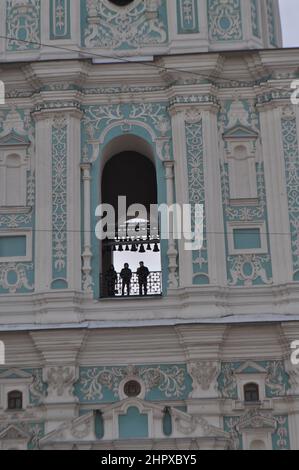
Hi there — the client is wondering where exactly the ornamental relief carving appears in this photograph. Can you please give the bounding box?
[44,366,77,401]
[188,361,220,397]
[82,102,172,163]
[225,412,290,451]
[281,108,299,277]
[83,0,167,50]
[218,361,290,400]
[0,263,34,293]
[51,117,68,285]
[208,0,243,42]
[76,365,187,402]
[184,113,209,283]
[6,0,41,51]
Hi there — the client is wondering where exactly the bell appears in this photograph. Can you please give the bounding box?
[118,245,123,252]
[153,243,160,253]
[125,245,130,251]
[147,243,152,251]
[139,244,146,254]
[131,244,137,252]
[113,245,117,252]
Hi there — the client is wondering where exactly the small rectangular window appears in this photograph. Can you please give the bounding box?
[0,236,27,258]
[233,228,261,250]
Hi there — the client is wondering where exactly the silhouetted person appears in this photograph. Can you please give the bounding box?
[120,263,132,296]
[105,265,118,297]
[137,262,150,296]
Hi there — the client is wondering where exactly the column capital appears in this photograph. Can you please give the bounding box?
[163,159,175,179]
[32,104,83,122]
[169,102,219,118]
[80,162,92,177]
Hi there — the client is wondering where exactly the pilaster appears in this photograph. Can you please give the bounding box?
[33,111,53,291]
[201,108,227,286]
[170,106,193,287]
[259,104,293,284]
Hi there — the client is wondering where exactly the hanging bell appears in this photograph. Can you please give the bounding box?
[153,243,160,253]
[118,245,123,252]
[131,244,137,252]
[125,245,130,251]
[113,245,117,252]
[147,243,152,251]
[139,244,146,254]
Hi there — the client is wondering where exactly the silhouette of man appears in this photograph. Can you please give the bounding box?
[120,263,132,296]
[137,262,150,296]
[105,265,118,297]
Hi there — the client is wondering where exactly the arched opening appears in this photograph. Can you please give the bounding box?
[100,150,162,298]
[244,383,260,403]
[7,390,23,411]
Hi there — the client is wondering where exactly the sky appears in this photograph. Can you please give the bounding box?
[280,0,299,47]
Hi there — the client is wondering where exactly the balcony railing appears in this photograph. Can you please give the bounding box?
[100,271,162,298]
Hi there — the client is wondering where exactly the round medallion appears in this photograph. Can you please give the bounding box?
[124,380,142,397]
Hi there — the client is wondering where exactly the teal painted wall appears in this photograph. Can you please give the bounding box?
[118,406,148,439]
[0,235,26,257]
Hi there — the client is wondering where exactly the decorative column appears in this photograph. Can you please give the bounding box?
[164,160,178,289]
[259,103,293,284]
[81,163,93,293]
[67,109,83,291]
[33,105,83,292]
[170,106,193,287]
[33,111,53,291]
[201,107,227,286]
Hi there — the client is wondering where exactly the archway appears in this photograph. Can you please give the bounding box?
[100,150,162,298]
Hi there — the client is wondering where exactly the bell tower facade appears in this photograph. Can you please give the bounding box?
[1,0,299,453]
[0,0,282,62]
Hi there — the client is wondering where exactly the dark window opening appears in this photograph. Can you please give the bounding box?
[8,390,23,410]
[244,383,260,403]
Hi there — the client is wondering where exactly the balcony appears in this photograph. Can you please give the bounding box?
[100,271,162,299]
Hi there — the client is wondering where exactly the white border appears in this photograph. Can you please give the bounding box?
[228,222,268,255]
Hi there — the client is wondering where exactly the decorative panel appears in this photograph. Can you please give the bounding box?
[208,0,243,42]
[267,0,277,47]
[250,0,260,38]
[6,0,41,51]
[177,0,199,34]
[218,361,290,399]
[49,0,71,40]
[81,0,168,50]
[185,112,209,285]
[219,100,273,286]
[51,117,68,289]
[74,364,192,403]
[281,107,299,281]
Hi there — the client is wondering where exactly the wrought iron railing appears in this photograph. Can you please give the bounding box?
[100,271,162,298]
